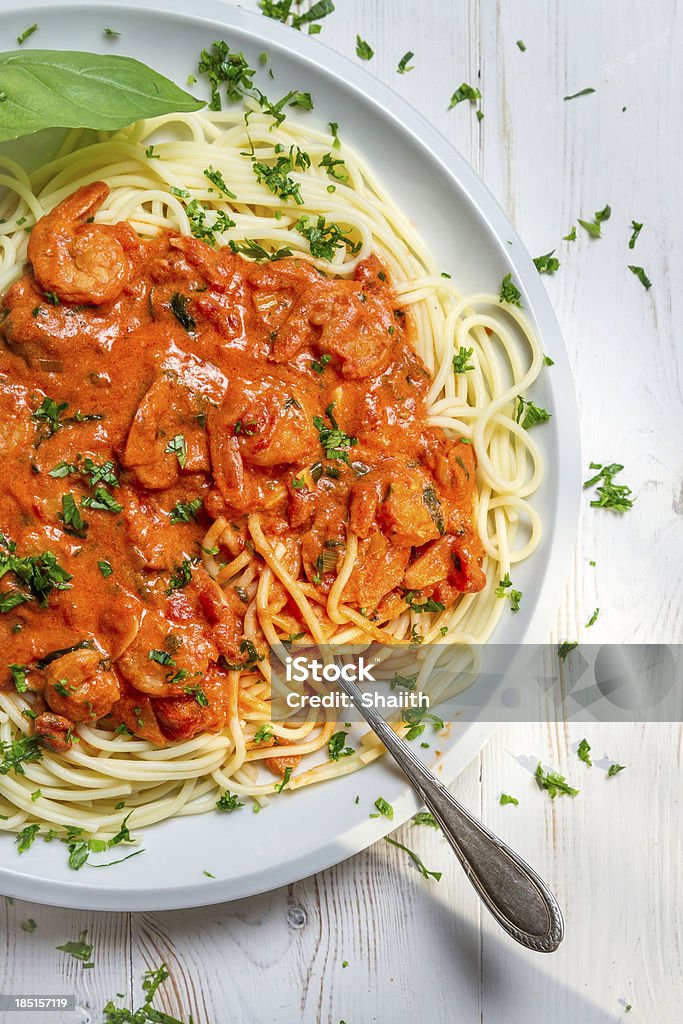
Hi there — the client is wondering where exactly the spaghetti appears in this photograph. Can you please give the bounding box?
[0,103,544,843]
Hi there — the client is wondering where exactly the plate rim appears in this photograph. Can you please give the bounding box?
[0,0,581,911]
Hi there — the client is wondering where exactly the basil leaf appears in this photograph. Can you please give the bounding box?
[0,50,204,142]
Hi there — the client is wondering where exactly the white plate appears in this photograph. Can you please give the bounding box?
[0,0,581,910]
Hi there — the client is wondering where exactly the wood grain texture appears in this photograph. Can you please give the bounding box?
[1,1,681,1021]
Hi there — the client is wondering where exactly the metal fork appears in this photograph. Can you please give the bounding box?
[333,660,564,952]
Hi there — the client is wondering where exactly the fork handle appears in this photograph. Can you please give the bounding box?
[343,681,564,952]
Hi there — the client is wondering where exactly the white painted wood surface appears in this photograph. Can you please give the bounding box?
[1,1,682,1021]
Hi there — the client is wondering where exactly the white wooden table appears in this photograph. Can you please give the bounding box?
[2,1,682,1021]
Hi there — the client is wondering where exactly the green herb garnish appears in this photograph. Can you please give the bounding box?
[328,731,354,761]
[628,264,652,289]
[384,836,442,880]
[499,272,523,307]
[628,221,643,250]
[397,51,415,74]
[216,791,244,812]
[296,214,359,260]
[533,250,560,274]
[535,762,579,798]
[453,346,474,373]
[355,36,374,61]
[56,930,94,968]
[169,498,202,524]
[577,738,592,766]
[564,87,595,100]
[515,396,551,429]
[583,462,634,512]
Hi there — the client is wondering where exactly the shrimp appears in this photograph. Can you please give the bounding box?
[207,373,317,512]
[44,648,121,723]
[34,711,74,753]
[27,181,139,305]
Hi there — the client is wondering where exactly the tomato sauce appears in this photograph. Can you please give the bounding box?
[0,182,484,753]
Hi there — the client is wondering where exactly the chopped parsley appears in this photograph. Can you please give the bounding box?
[586,607,600,628]
[148,649,176,667]
[104,28,121,38]
[558,640,578,660]
[183,684,209,707]
[296,215,359,260]
[169,498,202,524]
[578,204,611,239]
[252,148,307,204]
[21,918,37,933]
[17,24,39,45]
[412,811,439,828]
[405,591,445,614]
[0,541,72,610]
[275,766,292,793]
[57,930,94,968]
[260,0,335,32]
[390,672,417,691]
[328,731,354,761]
[9,664,28,693]
[563,87,596,100]
[220,639,264,670]
[515,396,551,429]
[355,36,374,61]
[319,152,348,182]
[533,250,561,274]
[499,793,519,806]
[229,239,293,262]
[563,226,577,241]
[185,200,235,245]
[166,559,193,593]
[577,738,592,766]
[628,264,652,289]
[16,823,41,852]
[59,493,88,538]
[165,434,187,469]
[98,560,113,578]
[373,796,393,819]
[499,272,523,307]
[0,736,42,776]
[31,396,68,439]
[608,763,626,777]
[103,963,187,1022]
[198,41,256,110]
[289,90,314,110]
[628,221,643,250]
[402,706,444,740]
[397,51,415,74]
[311,353,332,374]
[216,791,244,812]
[328,121,341,148]
[494,572,522,611]
[313,404,357,464]
[535,763,579,798]
[583,462,634,512]
[169,292,196,332]
[81,487,122,514]
[422,486,445,536]
[448,82,481,109]
[516,40,527,51]
[254,724,274,743]
[384,836,442,881]
[453,345,474,373]
[203,165,237,198]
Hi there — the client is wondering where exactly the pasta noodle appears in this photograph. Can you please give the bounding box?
[0,105,544,841]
